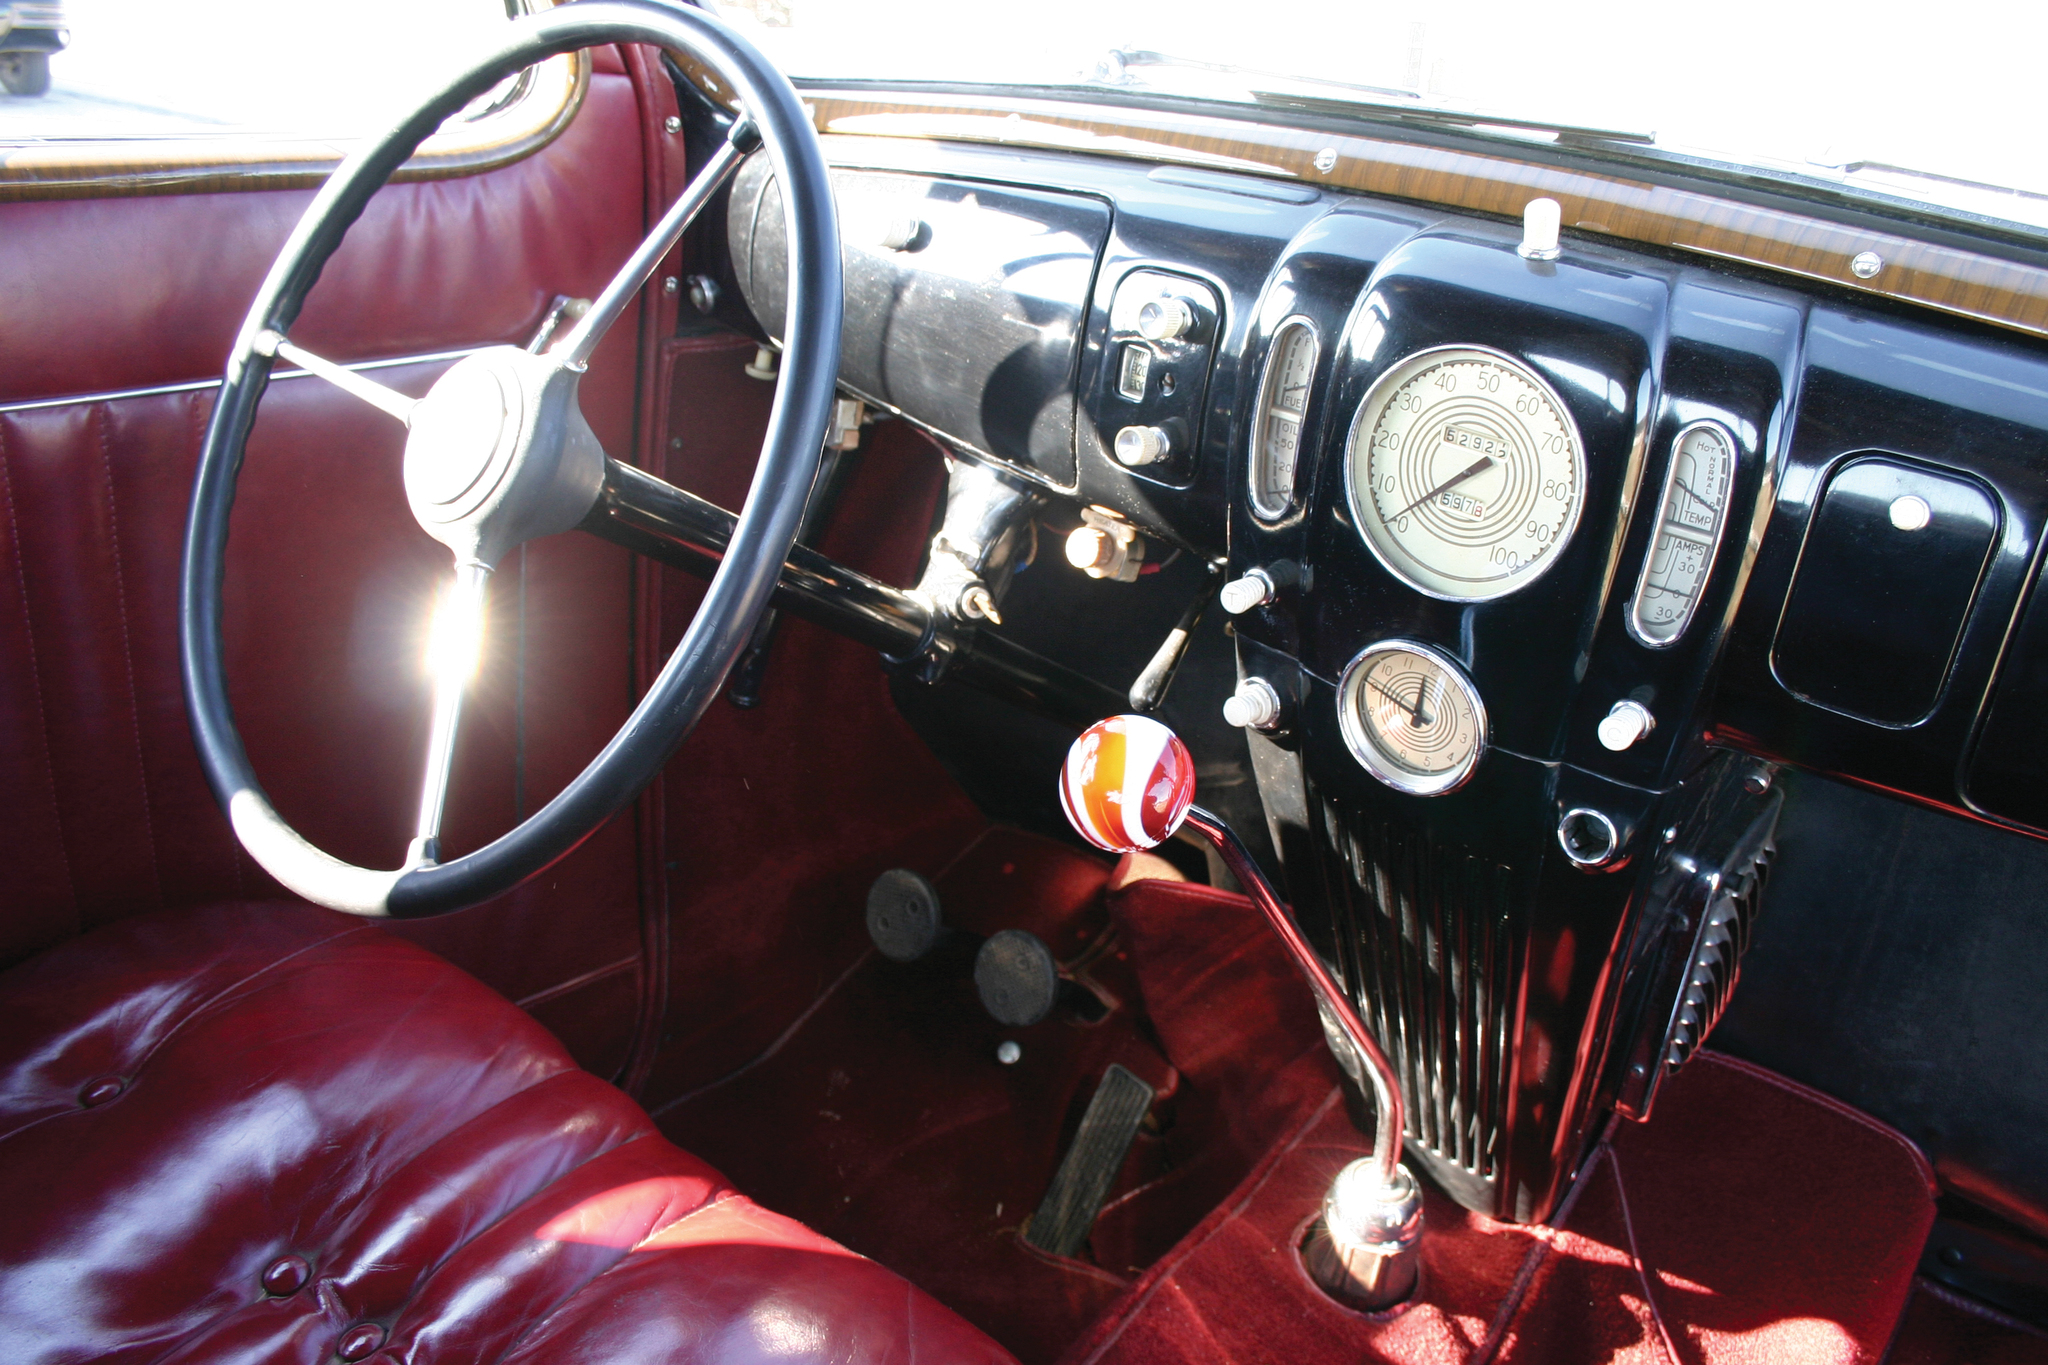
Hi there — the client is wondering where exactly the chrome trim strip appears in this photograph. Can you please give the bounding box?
[0,347,486,415]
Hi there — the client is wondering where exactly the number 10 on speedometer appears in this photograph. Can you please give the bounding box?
[1345,345,1587,601]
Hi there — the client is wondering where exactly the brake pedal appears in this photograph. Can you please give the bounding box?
[1023,1064,1155,1257]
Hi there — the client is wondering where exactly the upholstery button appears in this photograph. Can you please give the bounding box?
[260,1254,311,1297]
[79,1077,126,1107]
[336,1324,385,1361]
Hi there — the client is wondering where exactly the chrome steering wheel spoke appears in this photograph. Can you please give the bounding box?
[548,114,760,370]
[253,331,419,424]
[406,559,492,867]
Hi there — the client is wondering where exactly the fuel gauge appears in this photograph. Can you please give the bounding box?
[1249,320,1317,520]
[1628,421,1737,646]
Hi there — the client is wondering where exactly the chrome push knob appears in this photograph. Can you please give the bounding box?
[1136,296,1194,342]
[1218,569,1276,615]
[1222,677,1282,731]
[877,215,923,250]
[1597,698,1656,751]
[1058,715,1423,1311]
[1114,424,1172,467]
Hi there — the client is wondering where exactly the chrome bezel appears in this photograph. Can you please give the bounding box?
[1343,343,1589,603]
[1625,419,1738,649]
[1335,639,1487,797]
[1557,807,1621,867]
[1248,316,1320,522]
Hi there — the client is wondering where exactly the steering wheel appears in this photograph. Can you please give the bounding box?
[180,0,840,918]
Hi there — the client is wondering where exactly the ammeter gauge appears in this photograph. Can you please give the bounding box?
[1628,421,1736,646]
[1336,640,1487,796]
[1345,345,1587,601]
[1248,320,1317,519]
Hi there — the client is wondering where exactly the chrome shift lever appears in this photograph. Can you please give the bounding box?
[1059,714,1424,1310]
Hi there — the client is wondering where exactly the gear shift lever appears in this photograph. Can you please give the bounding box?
[1060,715,1424,1310]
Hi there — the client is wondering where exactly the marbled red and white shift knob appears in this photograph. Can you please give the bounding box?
[1059,715,1196,854]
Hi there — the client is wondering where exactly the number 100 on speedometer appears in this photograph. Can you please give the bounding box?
[1345,345,1587,601]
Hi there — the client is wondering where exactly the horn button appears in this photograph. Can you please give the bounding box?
[405,351,527,527]
[400,347,606,567]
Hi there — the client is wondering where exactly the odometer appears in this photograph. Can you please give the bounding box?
[1249,320,1317,520]
[1345,345,1587,601]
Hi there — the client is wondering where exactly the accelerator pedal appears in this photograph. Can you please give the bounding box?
[1023,1064,1155,1257]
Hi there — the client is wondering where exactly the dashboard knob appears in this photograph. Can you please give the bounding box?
[1222,678,1283,731]
[1115,424,1172,466]
[1219,569,1276,614]
[878,215,924,251]
[1136,297,1194,342]
[1065,526,1116,572]
[1596,699,1656,751]
[1060,715,1197,853]
[1518,197,1562,261]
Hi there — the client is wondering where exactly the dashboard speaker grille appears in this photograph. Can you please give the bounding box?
[1319,801,1517,1183]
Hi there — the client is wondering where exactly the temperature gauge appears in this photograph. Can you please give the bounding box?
[1249,320,1317,519]
[1629,421,1737,646]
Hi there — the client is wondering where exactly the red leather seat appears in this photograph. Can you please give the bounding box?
[0,902,1015,1364]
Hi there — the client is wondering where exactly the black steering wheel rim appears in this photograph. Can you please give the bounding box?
[180,0,840,918]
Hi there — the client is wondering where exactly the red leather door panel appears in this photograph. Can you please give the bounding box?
[0,51,667,1076]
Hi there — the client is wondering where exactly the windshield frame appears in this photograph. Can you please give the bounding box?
[792,75,2048,259]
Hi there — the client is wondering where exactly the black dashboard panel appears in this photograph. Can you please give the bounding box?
[732,135,2048,838]
[1772,456,2000,727]
[730,155,1110,486]
[725,131,2048,1224]
[1712,309,2048,823]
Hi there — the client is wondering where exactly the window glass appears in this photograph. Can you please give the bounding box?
[709,0,2048,232]
[1,0,518,142]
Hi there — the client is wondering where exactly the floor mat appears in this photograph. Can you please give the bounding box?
[1065,894,1940,1365]
[655,830,1157,1363]
[654,832,1340,1364]
[1885,1280,2048,1364]
[661,851,1941,1365]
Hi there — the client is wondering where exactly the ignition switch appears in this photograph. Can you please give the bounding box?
[1065,506,1146,582]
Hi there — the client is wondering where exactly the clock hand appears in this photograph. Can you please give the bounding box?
[1368,677,1435,729]
[1388,454,1494,522]
[1367,677,1426,727]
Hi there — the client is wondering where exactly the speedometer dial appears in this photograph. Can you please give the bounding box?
[1345,346,1587,601]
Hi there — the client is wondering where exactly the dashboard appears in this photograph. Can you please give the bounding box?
[728,127,2048,1222]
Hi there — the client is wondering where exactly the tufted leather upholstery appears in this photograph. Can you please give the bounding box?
[0,901,1015,1364]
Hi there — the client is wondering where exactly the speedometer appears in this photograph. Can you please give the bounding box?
[1345,345,1587,601]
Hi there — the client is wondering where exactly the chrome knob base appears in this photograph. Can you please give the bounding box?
[1300,1160,1425,1312]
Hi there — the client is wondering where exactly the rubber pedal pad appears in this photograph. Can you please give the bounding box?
[1023,1063,1156,1257]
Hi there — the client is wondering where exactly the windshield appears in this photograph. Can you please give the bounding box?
[710,0,2048,233]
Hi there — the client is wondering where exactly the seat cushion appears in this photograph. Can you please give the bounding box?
[0,901,1014,1365]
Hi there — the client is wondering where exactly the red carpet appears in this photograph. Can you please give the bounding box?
[1070,885,1939,1365]
[1885,1281,2048,1364]
[658,837,1945,1365]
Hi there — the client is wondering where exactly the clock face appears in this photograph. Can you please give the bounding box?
[1336,640,1487,796]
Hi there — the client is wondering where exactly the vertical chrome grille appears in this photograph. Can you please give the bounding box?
[1320,801,1517,1180]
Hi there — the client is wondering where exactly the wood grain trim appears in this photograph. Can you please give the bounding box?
[804,90,2048,346]
[0,50,589,202]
